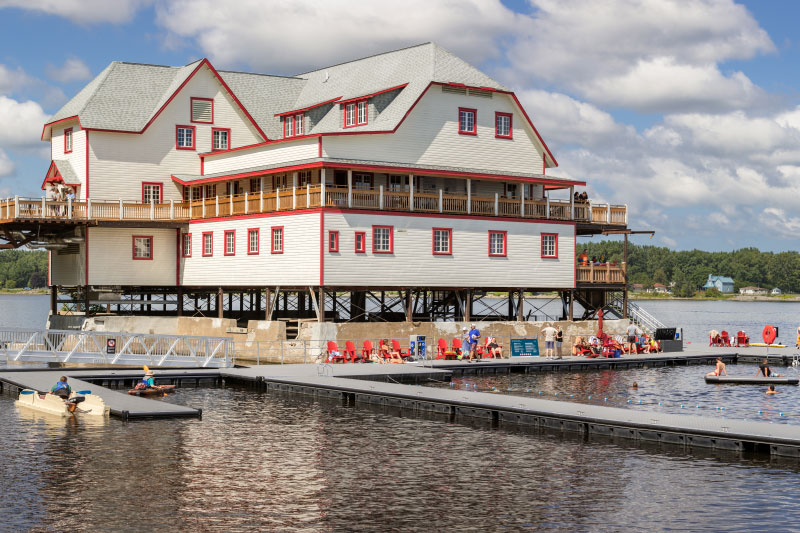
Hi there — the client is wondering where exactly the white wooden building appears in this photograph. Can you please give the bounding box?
[5,43,628,322]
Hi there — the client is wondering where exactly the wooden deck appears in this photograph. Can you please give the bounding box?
[1,190,627,226]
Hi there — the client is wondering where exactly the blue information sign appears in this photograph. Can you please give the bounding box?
[510,338,539,357]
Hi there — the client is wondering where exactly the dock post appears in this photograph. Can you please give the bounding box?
[406,290,413,322]
[50,285,58,314]
[464,290,471,322]
[517,290,525,321]
[217,287,224,319]
[318,286,325,322]
[569,290,574,321]
[83,287,91,317]
[176,286,183,317]
[265,288,271,320]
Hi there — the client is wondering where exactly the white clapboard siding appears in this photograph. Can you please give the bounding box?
[87,228,177,286]
[322,90,546,175]
[203,136,319,175]
[50,247,84,286]
[89,65,263,202]
[50,123,88,198]
[180,212,320,286]
[322,212,574,288]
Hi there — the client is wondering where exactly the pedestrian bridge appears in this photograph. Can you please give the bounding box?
[0,329,233,368]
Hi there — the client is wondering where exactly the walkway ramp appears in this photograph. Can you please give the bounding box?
[0,370,200,419]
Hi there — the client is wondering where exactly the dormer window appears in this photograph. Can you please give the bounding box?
[344,100,368,128]
[64,128,73,153]
[284,114,304,138]
[191,97,213,123]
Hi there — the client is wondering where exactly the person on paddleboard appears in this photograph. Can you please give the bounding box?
[706,358,727,377]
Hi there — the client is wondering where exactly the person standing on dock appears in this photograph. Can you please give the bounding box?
[555,326,563,359]
[468,324,481,361]
[626,323,639,354]
[460,327,470,360]
[541,324,558,359]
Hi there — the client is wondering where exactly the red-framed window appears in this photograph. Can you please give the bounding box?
[354,231,366,253]
[190,97,214,124]
[212,128,230,151]
[142,182,163,204]
[271,226,284,254]
[372,225,393,254]
[247,228,259,255]
[64,128,73,153]
[495,112,512,139]
[132,235,153,260]
[202,232,213,257]
[328,231,339,252]
[344,100,368,128]
[432,228,452,255]
[182,233,192,258]
[489,231,507,257]
[176,125,196,150]
[295,113,304,135]
[458,107,477,135]
[284,115,294,138]
[204,184,216,199]
[541,233,558,258]
[224,230,236,256]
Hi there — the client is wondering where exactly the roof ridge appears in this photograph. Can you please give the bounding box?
[118,61,178,69]
[218,69,306,81]
[294,42,432,76]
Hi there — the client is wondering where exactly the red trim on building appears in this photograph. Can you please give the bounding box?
[223,229,236,256]
[190,97,214,124]
[202,231,213,256]
[271,226,284,254]
[432,227,452,255]
[458,107,477,136]
[495,112,513,139]
[328,230,339,252]
[275,96,343,117]
[343,101,368,128]
[176,125,196,150]
[488,230,507,257]
[541,233,559,258]
[211,128,231,151]
[141,182,163,204]
[354,231,366,253]
[247,228,260,255]
[337,84,408,106]
[132,235,154,260]
[318,136,322,157]
[372,225,394,254]
[182,232,192,257]
[41,115,82,141]
[84,227,89,286]
[63,128,73,153]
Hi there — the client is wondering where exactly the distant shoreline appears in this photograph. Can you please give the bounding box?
[630,294,800,302]
[0,289,48,295]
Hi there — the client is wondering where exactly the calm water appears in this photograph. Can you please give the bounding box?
[3,297,800,530]
[427,365,800,425]
[2,385,800,531]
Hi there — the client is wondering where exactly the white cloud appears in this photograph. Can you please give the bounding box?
[154,0,519,73]
[0,96,50,148]
[506,0,774,112]
[45,58,91,83]
[0,150,14,177]
[0,64,35,95]
[760,208,800,239]
[0,0,148,24]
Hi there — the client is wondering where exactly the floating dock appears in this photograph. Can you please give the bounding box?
[3,350,800,457]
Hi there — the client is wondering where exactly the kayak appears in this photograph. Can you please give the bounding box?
[748,343,786,348]
[16,390,110,417]
[127,384,176,397]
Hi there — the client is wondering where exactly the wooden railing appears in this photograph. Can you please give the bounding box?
[576,263,626,284]
[1,188,627,227]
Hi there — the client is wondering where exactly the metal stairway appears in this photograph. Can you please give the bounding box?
[605,297,665,333]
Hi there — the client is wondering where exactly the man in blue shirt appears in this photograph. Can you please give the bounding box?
[468,324,480,361]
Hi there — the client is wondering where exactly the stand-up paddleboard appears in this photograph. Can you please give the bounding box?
[749,343,786,348]
[705,376,798,385]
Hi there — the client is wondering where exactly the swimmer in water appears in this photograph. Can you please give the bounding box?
[631,382,638,390]
[706,358,727,377]
[766,385,778,395]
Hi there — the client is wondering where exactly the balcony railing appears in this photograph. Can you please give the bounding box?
[576,263,626,284]
[0,187,627,226]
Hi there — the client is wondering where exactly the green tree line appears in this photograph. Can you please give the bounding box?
[0,250,48,289]
[579,242,800,296]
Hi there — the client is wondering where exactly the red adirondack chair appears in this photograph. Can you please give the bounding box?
[452,338,462,356]
[719,330,731,347]
[379,340,402,363]
[735,331,749,347]
[344,341,358,363]
[326,341,346,363]
[362,340,377,362]
[436,338,458,360]
[391,339,413,361]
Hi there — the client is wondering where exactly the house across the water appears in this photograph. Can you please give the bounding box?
[703,275,734,294]
[0,43,630,323]
[739,286,767,296]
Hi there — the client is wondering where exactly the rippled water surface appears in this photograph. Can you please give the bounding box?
[426,364,800,425]
[2,384,800,531]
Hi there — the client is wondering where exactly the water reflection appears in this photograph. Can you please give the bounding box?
[1,384,799,531]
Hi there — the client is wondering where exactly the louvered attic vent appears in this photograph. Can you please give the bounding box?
[57,244,80,255]
[467,88,493,98]
[442,85,467,95]
[191,99,213,123]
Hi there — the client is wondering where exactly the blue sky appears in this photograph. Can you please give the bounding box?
[0,0,799,252]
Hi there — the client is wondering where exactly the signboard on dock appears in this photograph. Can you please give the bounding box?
[106,339,116,355]
[510,338,539,357]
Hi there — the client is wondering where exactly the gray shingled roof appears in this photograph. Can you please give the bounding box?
[52,160,79,183]
[173,157,577,184]
[47,42,510,140]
